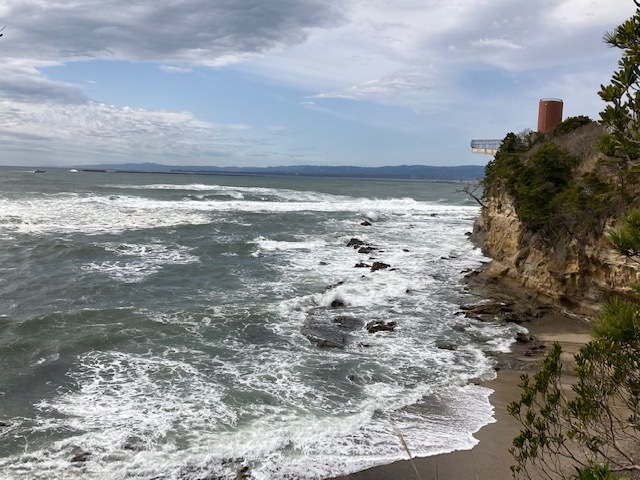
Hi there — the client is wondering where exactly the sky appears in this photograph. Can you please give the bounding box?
[0,0,636,168]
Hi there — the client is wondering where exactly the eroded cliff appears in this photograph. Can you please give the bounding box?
[471,122,640,314]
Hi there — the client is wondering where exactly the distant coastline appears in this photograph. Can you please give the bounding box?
[64,162,486,182]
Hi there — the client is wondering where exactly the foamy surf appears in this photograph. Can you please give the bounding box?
[0,171,519,480]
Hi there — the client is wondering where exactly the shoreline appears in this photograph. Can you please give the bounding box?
[327,274,594,480]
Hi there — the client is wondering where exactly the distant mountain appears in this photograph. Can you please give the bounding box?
[74,163,485,181]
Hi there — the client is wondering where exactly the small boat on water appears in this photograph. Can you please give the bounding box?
[34,169,46,173]
[69,169,79,173]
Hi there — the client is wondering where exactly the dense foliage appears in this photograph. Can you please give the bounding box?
[553,116,594,136]
[482,127,615,240]
[598,1,640,161]
[509,321,640,479]
[608,209,640,258]
[505,5,640,479]
[513,142,579,231]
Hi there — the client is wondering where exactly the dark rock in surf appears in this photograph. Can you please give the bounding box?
[123,436,145,451]
[366,320,396,333]
[354,262,370,268]
[347,238,366,248]
[236,466,251,480]
[332,316,362,329]
[305,333,347,349]
[302,310,364,348]
[358,246,377,254]
[71,452,92,463]
[325,280,345,290]
[436,342,457,351]
[124,443,144,452]
[330,299,346,308]
[371,262,390,272]
[361,220,372,226]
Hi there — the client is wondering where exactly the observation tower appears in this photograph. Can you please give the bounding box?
[537,98,563,134]
[470,98,564,156]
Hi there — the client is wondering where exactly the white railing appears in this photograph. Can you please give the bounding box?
[470,139,502,155]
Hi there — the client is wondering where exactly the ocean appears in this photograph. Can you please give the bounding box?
[0,168,520,479]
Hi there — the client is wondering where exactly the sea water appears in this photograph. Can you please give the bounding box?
[0,168,520,479]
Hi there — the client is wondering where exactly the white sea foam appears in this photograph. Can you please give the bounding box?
[0,178,521,480]
[0,195,211,235]
[81,242,198,283]
[1,346,495,480]
[250,236,328,257]
[0,184,478,237]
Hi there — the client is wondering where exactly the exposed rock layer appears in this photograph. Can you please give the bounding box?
[470,178,640,314]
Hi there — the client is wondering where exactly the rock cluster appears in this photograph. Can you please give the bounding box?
[301,229,401,348]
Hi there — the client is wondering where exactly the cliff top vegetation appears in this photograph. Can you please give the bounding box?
[481,0,640,245]
[481,115,640,243]
[506,3,640,478]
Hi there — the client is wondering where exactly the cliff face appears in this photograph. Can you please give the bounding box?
[472,175,640,315]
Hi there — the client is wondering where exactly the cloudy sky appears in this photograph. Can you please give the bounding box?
[0,0,635,167]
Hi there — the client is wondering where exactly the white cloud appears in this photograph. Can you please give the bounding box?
[159,65,193,74]
[0,0,636,167]
[2,0,345,65]
[224,124,252,131]
[0,59,86,104]
[240,0,634,103]
[469,38,523,50]
[0,100,268,165]
[547,0,636,28]
[0,0,349,165]
[312,69,435,101]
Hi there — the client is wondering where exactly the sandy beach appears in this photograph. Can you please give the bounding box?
[328,301,594,480]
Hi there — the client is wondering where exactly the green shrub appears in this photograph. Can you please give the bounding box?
[513,142,579,233]
[482,132,527,195]
[593,297,640,343]
[482,132,619,240]
[581,172,612,197]
[547,173,614,237]
[572,464,625,480]
[597,133,619,157]
[553,116,594,135]
[608,209,640,257]
[624,166,640,184]
[510,339,640,479]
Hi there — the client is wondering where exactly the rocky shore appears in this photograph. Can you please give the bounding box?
[297,225,599,480]
[326,268,594,480]
[325,122,640,479]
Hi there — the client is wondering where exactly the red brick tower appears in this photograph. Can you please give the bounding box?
[537,98,563,134]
